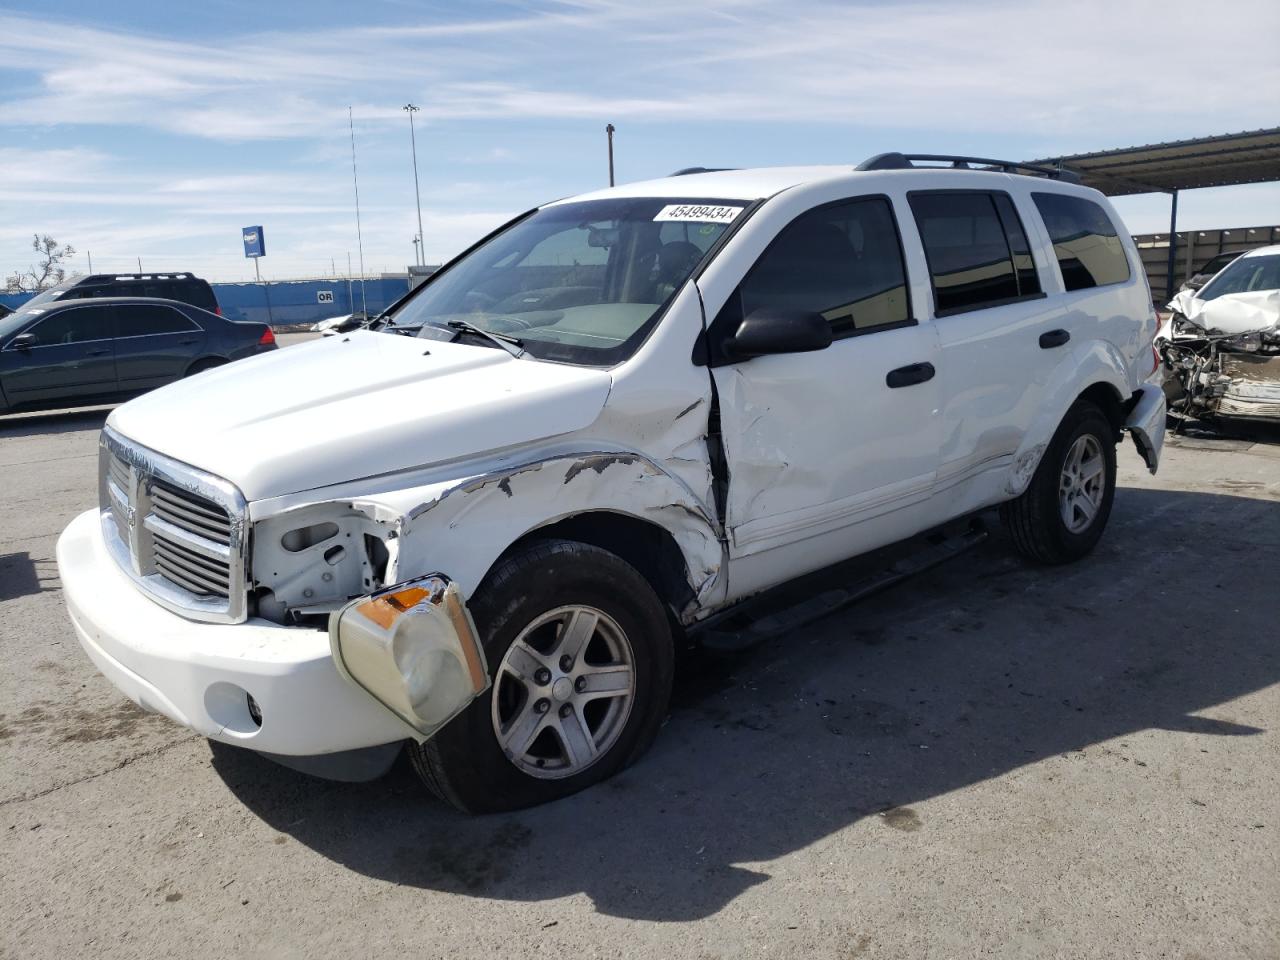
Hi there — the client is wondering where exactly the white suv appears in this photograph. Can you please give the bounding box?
[57,154,1166,812]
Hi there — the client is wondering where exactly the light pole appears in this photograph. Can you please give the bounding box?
[403,103,425,266]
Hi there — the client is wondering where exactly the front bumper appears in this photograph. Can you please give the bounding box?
[56,508,413,756]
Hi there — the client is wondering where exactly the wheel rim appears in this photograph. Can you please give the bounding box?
[1059,434,1106,534]
[490,605,636,780]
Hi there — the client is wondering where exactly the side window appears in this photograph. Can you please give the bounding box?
[728,197,912,339]
[1031,193,1131,291]
[115,304,199,338]
[908,191,1040,317]
[25,307,110,345]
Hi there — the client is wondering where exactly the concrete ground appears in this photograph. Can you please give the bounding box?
[2,367,1277,958]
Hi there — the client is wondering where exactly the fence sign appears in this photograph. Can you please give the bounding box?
[317,290,334,304]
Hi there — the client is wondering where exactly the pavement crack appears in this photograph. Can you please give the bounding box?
[0,734,201,808]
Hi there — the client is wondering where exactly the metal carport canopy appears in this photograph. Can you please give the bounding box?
[1029,127,1280,196]
[1028,127,1280,297]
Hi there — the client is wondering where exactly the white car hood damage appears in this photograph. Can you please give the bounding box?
[1167,288,1280,336]
[107,331,613,501]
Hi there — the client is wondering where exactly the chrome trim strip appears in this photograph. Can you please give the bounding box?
[98,425,249,623]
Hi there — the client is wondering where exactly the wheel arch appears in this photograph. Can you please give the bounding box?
[184,355,228,377]
[1006,342,1132,498]
[498,510,697,621]
[386,450,726,624]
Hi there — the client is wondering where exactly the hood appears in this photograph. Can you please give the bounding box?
[1168,289,1280,337]
[108,331,612,501]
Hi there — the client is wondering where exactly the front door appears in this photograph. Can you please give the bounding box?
[704,195,941,598]
[0,304,117,407]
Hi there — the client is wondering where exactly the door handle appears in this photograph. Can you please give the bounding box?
[1039,329,1070,349]
[886,362,936,388]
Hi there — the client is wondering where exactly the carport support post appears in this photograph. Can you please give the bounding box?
[1165,189,1179,301]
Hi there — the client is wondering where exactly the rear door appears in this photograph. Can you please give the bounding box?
[905,189,1057,505]
[0,304,117,405]
[113,303,207,391]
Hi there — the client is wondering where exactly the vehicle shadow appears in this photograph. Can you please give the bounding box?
[0,552,49,601]
[211,486,1278,921]
[0,406,110,438]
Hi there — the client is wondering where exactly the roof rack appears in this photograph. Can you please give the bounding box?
[83,272,197,282]
[856,153,1082,184]
[668,166,737,177]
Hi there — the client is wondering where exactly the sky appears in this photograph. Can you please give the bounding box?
[2,0,1279,283]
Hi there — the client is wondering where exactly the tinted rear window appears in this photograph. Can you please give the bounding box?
[1031,193,1130,291]
[115,304,199,337]
[908,191,1041,316]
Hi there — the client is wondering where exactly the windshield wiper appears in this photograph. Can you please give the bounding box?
[446,319,525,358]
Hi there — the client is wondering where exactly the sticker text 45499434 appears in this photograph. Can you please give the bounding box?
[653,204,744,224]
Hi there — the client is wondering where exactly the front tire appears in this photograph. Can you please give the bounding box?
[1000,401,1117,564]
[410,539,674,813]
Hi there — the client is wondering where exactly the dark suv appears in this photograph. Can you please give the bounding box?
[19,272,220,315]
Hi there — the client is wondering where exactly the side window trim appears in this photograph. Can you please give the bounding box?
[908,188,1050,320]
[113,305,200,339]
[705,193,917,367]
[5,304,116,350]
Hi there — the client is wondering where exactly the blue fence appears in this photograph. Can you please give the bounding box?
[212,277,411,327]
[1,277,412,329]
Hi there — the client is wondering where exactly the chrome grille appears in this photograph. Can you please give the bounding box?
[150,479,233,546]
[98,427,249,623]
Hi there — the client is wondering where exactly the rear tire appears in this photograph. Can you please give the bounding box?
[1000,401,1117,564]
[410,539,674,814]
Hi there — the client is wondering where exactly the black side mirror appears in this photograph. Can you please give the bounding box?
[726,308,832,360]
[11,332,36,350]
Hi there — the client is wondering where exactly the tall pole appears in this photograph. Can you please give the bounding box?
[348,106,368,318]
[87,251,93,274]
[606,123,615,187]
[404,103,425,267]
[137,256,143,273]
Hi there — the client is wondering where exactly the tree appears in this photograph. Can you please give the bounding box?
[5,234,77,292]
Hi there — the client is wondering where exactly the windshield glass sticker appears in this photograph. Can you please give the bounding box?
[654,204,744,223]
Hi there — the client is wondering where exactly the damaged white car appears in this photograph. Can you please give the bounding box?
[1161,244,1280,425]
[57,155,1165,812]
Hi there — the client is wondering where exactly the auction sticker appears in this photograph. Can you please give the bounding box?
[654,204,744,223]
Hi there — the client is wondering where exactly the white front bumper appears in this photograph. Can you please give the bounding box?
[56,509,412,756]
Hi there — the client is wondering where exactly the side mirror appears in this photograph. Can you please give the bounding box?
[11,332,36,350]
[726,308,832,360]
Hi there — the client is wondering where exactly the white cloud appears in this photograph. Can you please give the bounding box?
[2,1,1278,278]
[2,2,1277,139]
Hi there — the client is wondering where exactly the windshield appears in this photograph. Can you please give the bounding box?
[1199,253,1280,302]
[392,197,749,364]
[17,282,75,310]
